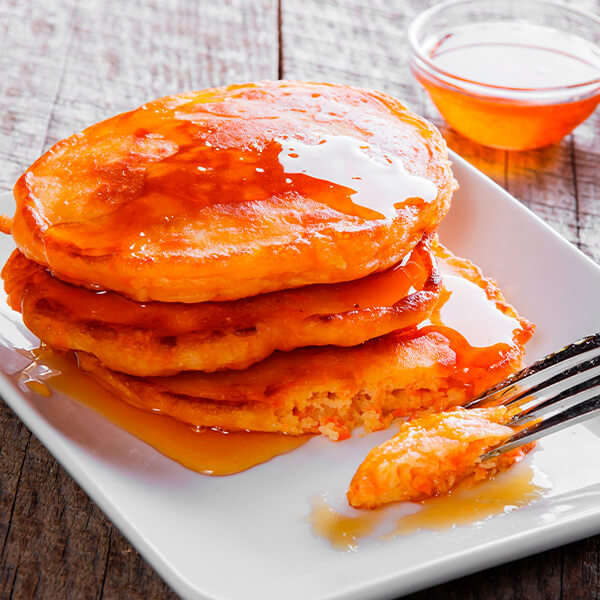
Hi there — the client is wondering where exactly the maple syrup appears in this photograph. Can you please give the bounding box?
[6,239,434,335]
[309,497,383,551]
[416,264,528,374]
[17,347,310,475]
[310,463,548,551]
[410,19,600,149]
[389,464,545,536]
[40,90,439,260]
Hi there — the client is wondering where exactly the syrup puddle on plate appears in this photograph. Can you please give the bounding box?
[15,347,310,475]
[309,461,550,551]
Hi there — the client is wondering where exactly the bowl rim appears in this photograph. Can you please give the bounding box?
[408,0,600,94]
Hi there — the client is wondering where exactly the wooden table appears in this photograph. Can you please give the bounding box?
[1,1,599,598]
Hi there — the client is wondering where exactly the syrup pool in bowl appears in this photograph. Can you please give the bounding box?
[410,12,600,149]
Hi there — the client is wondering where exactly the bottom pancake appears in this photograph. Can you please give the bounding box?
[76,242,534,440]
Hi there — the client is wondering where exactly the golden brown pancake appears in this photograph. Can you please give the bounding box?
[75,243,534,440]
[3,237,440,376]
[8,81,455,303]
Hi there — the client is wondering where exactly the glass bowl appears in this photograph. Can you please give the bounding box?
[408,0,600,150]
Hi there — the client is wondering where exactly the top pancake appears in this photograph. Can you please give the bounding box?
[9,81,455,302]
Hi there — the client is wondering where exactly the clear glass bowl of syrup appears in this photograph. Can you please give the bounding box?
[408,0,600,150]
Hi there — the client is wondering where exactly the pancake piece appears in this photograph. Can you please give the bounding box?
[9,81,455,302]
[75,243,534,441]
[3,237,440,375]
[0,215,10,235]
[347,406,532,509]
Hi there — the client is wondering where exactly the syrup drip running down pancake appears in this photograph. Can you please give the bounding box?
[7,81,455,302]
[74,242,533,441]
[2,236,440,376]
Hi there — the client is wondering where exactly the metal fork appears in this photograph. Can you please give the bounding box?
[464,333,600,461]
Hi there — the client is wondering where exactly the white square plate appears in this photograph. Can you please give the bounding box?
[2,151,600,600]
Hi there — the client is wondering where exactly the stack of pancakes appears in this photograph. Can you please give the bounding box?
[1,81,533,441]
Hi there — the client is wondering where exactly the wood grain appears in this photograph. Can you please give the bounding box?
[281,0,600,259]
[281,4,600,598]
[1,0,599,598]
[0,1,277,599]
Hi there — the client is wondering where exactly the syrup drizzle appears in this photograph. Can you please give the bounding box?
[309,497,383,551]
[9,241,432,335]
[40,88,440,258]
[417,266,524,371]
[310,463,549,551]
[433,274,520,348]
[278,136,437,219]
[49,133,435,256]
[15,347,310,475]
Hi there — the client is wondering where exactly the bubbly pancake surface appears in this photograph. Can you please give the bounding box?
[9,81,454,302]
[75,243,534,440]
[2,237,440,376]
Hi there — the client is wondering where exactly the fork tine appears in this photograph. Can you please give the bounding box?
[480,390,600,461]
[465,333,600,409]
[508,372,600,426]
[500,356,600,410]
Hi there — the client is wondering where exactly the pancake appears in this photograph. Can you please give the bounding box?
[7,81,455,303]
[3,237,440,376]
[75,243,534,441]
[347,406,532,508]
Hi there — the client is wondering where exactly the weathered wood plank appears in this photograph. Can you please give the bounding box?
[0,406,31,597]
[406,545,564,600]
[1,0,599,598]
[0,0,77,194]
[1,436,112,600]
[100,527,177,600]
[0,0,278,599]
[561,536,600,600]
[505,142,580,246]
[572,108,600,262]
[281,2,600,600]
[280,0,510,186]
